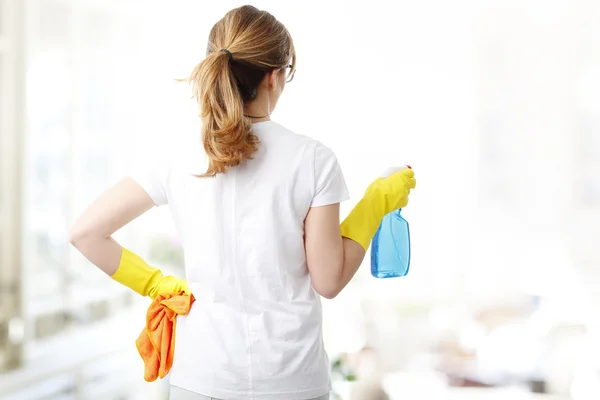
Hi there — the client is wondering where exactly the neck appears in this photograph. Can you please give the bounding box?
[244,91,272,123]
[244,113,271,123]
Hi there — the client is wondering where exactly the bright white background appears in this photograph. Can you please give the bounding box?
[1,0,600,399]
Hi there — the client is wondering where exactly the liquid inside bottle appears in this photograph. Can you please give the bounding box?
[371,209,411,279]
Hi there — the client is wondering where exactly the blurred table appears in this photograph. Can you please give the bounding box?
[381,372,570,400]
[445,388,569,400]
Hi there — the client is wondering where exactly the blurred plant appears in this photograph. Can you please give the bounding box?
[330,354,357,400]
[331,354,358,382]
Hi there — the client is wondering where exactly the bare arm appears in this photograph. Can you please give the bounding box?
[304,204,366,299]
[69,177,155,275]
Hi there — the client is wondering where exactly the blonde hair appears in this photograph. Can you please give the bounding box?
[187,5,296,177]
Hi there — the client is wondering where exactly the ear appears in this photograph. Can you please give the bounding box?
[266,69,279,92]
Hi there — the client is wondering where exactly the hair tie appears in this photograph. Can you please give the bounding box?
[220,48,233,62]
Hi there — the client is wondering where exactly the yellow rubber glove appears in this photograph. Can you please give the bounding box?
[340,167,416,251]
[111,248,191,300]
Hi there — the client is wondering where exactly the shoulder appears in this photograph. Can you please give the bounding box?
[158,138,208,177]
[265,121,337,157]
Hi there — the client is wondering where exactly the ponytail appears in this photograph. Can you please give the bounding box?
[186,5,295,177]
[189,51,259,177]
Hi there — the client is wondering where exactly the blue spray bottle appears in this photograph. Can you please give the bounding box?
[370,166,412,279]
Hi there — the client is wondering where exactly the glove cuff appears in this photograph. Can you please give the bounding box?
[111,248,163,297]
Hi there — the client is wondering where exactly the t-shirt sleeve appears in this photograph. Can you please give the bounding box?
[129,159,171,206]
[311,141,350,207]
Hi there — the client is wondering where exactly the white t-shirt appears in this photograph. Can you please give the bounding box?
[133,121,349,400]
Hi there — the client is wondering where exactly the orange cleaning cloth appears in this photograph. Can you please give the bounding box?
[136,292,195,382]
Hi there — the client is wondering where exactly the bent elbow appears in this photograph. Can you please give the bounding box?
[320,290,340,300]
[314,283,341,300]
[68,224,89,248]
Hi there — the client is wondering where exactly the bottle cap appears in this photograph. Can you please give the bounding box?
[380,165,411,178]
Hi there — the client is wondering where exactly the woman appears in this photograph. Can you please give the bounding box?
[69,5,415,400]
